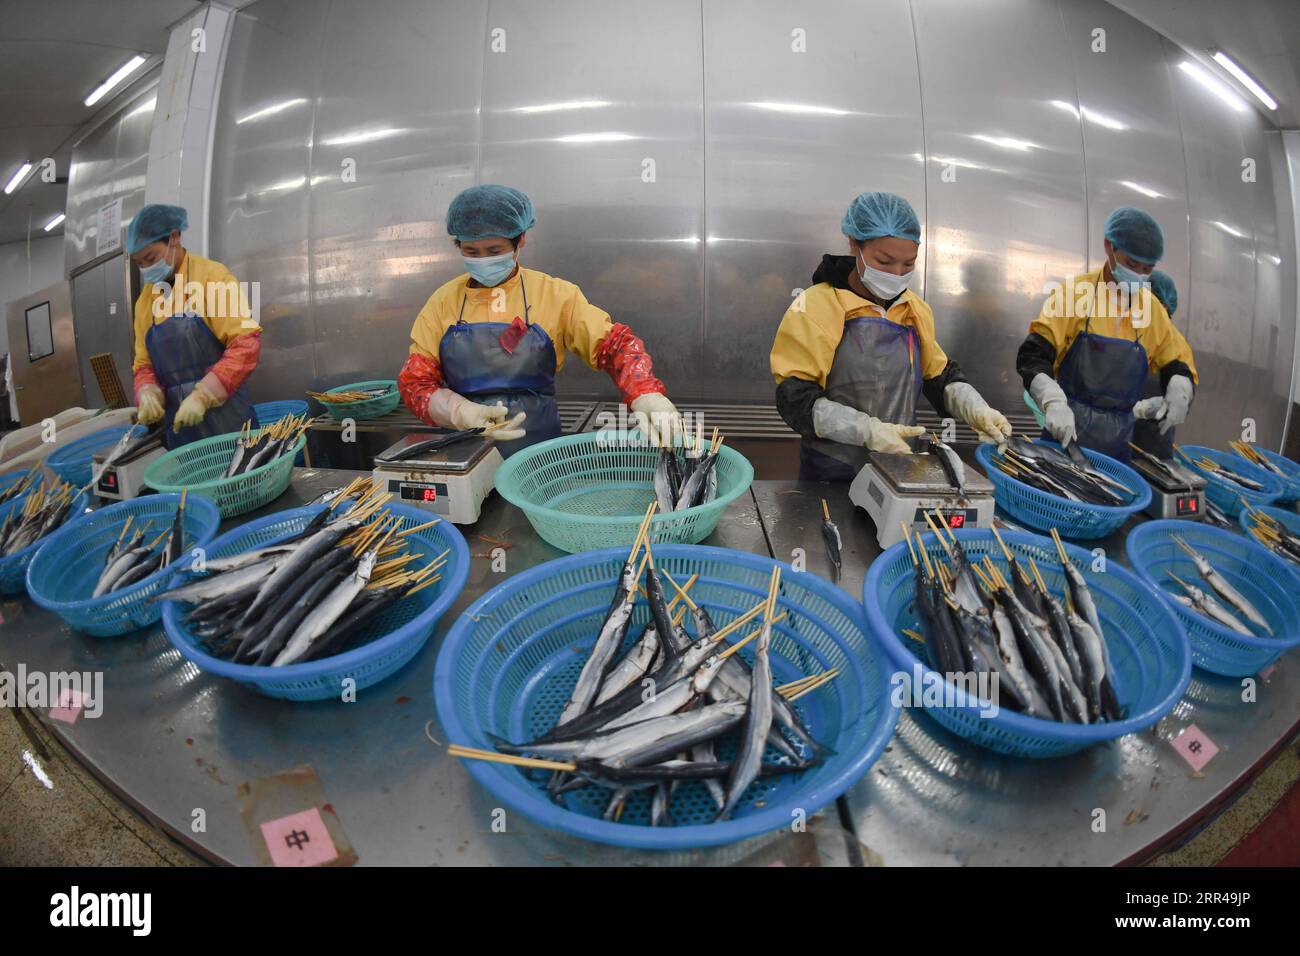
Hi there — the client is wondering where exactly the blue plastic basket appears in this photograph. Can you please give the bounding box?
[863,527,1191,758]
[1127,520,1300,676]
[45,424,146,488]
[1239,448,1300,504]
[26,495,221,637]
[0,489,92,594]
[254,400,309,465]
[434,544,900,850]
[975,440,1151,539]
[1238,505,1300,586]
[161,502,469,701]
[1175,444,1282,518]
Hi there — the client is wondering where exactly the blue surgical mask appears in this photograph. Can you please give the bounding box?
[857,250,913,301]
[1109,254,1149,290]
[464,251,517,287]
[140,241,175,285]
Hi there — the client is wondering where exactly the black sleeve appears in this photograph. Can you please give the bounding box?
[775,376,824,439]
[1016,332,1057,391]
[921,358,967,418]
[1159,360,1195,394]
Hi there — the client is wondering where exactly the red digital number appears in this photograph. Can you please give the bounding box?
[948,513,965,528]
[423,488,436,502]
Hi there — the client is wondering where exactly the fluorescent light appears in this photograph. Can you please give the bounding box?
[1178,61,1247,112]
[971,133,1036,152]
[319,127,405,146]
[4,162,33,195]
[236,98,308,124]
[84,55,147,107]
[1212,51,1277,110]
[749,101,852,116]
[1212,220,1246,238]
[1120,180,1163,199]
[43,213,65,232]
[513,99,611,114]
[554,132,638,143]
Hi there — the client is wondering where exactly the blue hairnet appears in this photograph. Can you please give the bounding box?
[1148,269,1178,316]
[446,185,535,241]
[841,191,921,243]
[1103,206,1163,264]
[127,203,188,254]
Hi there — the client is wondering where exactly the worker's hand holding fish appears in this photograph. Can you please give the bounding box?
[944,381,1013,445]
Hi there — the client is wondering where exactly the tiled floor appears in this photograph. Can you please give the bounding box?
[1,702,1294,866]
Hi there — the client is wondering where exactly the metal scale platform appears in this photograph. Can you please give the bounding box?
[849,451,996,549]
[92,431,166,501]
[371,433,503,524]
[1131,456,1207,520]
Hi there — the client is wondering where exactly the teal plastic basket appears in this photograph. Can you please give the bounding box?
[493,431,755,554]
[143,427,304,518]
[315,379,399,421]
[26,494,221,636]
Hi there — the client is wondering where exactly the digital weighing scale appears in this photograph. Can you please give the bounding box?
[849,451,996,549]
[92,432,166,501]
[1130,456,1207,520]
[371,433,503,524]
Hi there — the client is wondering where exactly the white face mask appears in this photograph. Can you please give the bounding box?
[857,249,913,301]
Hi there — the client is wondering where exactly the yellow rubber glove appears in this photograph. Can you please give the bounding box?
[172,382,219,431]
[136,385,165,425]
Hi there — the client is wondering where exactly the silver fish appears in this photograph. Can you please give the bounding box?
[1173,536,1271,635]
[273,550,376,666]
[557,561,638,726]
[718,615,775,820]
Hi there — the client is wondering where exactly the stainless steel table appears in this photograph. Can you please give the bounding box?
[3,470,1295,865]
[752,479,1299,866]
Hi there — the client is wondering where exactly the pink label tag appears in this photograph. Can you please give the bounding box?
[261,808,339,867]
[49,689,86,724]
[1171,723,1218,772]
[1258,662,1277,681]
[498,315,527,355]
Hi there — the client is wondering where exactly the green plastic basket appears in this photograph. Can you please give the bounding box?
[143,428,305,518]
[493,430,754,554]
[316,379,399,421]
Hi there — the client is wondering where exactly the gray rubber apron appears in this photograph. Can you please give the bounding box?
[802,312,922,482]
[439,272,561,459]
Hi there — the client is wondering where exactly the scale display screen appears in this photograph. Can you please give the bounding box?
[913,507,975,528]
[1175,494,1200,517]
[392,480,447,503]
[96,469,118,494]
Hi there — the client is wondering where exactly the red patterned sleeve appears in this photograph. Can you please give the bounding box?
[398,352,444,424]
[132,366,160,403]
[207,331,262,397]
[595,323,667,406]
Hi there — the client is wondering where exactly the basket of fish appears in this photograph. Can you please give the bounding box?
[159,480,469,701]
[1174,444,1282,518]
[434,508,898,850]
[0,469,36,508]
[1127,521,1300,676]
[26,492,221,637]
[976,437,1150,539]
[144,413,308,518]
[1240,504,1300,586]
[1227,441,1300,504]
[494,428,754,554]
[863,517,1190,758]
[45,423,149,488]
[254,400,310,465]
[307,379,400,422]
[0,478,90,594]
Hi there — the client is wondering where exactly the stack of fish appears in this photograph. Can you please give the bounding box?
[307,385,394,404]
[222,414,310,479]
[91,493,188,597]
[923,433,968,497]
[1242,505,1300,572]
[902,515,1123,723]
[0,478,80,557]
[987,437,1135,506]
[450,504,835,826]
[1228,441,1293,486]
[1176,445,1265,493]
[1162,534,1273,637]
[157,479,447,667]
[0,471,38,505]
[653,423,723,514]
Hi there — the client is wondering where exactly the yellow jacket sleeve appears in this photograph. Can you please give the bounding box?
[409,289,450,361]
[557,281,614,370]
[195,261,257,344]
[905,293,950,380]
[770,286,843,387]
[131,292,154,372]
[1142,295,1199,383]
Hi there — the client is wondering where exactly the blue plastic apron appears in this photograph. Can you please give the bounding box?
[439,273,561,458]
[802,313,922,482]
[1053,311,1148,462]
[145,308,256,450]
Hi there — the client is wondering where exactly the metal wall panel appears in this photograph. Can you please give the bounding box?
[70,255,135,407]
[208,0,322,399]
[909,0,1088,412]
[702,0,925,403]
[308,0,484,391]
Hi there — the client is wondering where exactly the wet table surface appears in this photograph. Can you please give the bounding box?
[2,467,1295,865]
